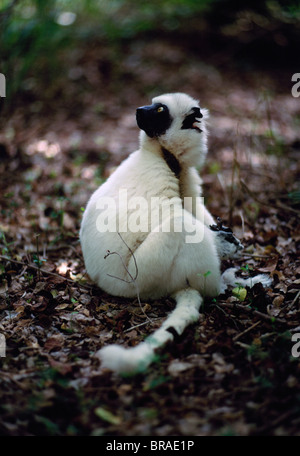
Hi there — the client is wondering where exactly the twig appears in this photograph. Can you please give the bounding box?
[0,254,93,289]
[234,341,251,350]
[240,253,277,259]
[104,233,138,283]
[228,153,239,226]
[27,241,80,254]
[104,232,152,323]
[216,301,286,325]
[35,234,41,281]
[240,179,300,214]
[124,319,160,333]
[238,210,245,237]
[233,320,261,342]
[289,290,300,309]
[275,200,300,215]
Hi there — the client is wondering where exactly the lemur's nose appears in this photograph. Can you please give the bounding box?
[136,105,153,115]
[136,106,149,119]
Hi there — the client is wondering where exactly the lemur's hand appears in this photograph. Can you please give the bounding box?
[210,217,244,260]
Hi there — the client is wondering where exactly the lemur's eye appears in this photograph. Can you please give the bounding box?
[157,107,164,113]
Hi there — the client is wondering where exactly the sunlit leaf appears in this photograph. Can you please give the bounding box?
[232,286,247,301]
[94,407,121,425]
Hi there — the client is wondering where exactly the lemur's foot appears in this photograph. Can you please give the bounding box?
[210,217,244,260]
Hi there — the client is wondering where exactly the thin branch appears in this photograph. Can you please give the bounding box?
[117,232,139,282]
[240,253,278,259]
[104,233,138,283]
[0,254,92,289]
[104,232,152,323]
[238,210,245,237]
[124,318,160,333]
[27,241,80,254]
[216,301,287,325]
[240,179,300,214]
[105,251,134,284]
[233,320,261,342]
[289,290,300,309]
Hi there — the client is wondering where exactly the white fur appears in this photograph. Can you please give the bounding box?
[80,93,217,300]
[80,93,271,375]
[220,267,273,294]
[151,93,209,168]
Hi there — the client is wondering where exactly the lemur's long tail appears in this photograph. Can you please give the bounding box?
[220,267,272,294]
[96,288,202,375]
[96,270,272,375]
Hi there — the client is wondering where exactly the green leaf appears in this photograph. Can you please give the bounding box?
[232,286,247,301]
[94,407,121,425]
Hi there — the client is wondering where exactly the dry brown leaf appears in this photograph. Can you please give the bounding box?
[44,334,64,352]
[258,257,278,273]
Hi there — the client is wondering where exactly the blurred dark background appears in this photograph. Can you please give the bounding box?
[1,0,299,109]
[1,0,299,214]
[0,0,299,211]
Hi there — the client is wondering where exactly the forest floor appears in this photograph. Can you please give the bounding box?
[0,36,300,436]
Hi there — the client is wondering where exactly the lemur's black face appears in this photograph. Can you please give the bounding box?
[136,103,203,138]
[136,103,172,138]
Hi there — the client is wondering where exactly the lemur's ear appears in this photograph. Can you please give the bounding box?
[181,107,203,133]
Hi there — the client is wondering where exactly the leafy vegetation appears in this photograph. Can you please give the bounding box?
[1,0,300,102]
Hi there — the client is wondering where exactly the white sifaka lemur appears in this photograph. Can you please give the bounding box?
[80,92,271,374]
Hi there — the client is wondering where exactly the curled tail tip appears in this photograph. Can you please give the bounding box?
[256,274,273,288]
[96,343,154,375]
[221,268,273,291]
